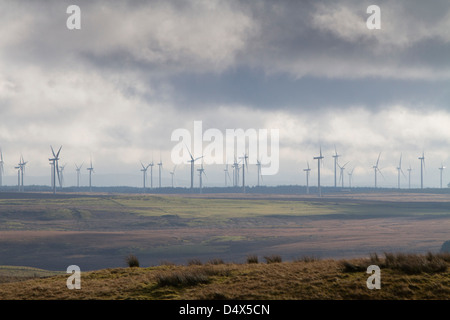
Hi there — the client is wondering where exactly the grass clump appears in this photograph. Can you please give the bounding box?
[187,258,202,266]
[264,255,282,264]
[246,255,259,264]
[383,252,447,274]
[125,254,140,268]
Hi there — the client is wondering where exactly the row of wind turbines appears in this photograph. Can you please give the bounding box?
[0,145,447,195]
[305,147,445,197]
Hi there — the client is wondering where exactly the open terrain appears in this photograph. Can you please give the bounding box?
[0,191,449,272]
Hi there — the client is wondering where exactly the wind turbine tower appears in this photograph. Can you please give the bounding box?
[224,164,231,187]
[439,163,446,189]
[185,145,202,191]
[87,158,94,192]
[170,165,177,188]
[407,165,412,189]
[197,162,206,194]
[303,161,311,194]
[348,167,354,188]
[396,154,406,189]
[313,147,324,197]
[59,163,66,188]
[75,163,83,188]
[256,159,263,187]
[140,162,150,189]
[240,153,249,193]
[149,160,154,189]
[158,157,163,188]
[372,152,383,188]
[49,146,62,194]
[332,147,340,188]
[338,161,349,188]
[418,152,425,189]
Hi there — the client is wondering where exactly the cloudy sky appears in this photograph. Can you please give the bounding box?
[1,0,450,188]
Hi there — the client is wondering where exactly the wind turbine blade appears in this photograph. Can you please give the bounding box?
[376,152,381,167]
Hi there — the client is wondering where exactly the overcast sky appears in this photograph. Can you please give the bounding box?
[1,0,450,189]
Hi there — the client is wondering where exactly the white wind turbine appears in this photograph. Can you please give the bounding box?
[372,152,383,188]
[75,163,83,188]
[348,167,355,188]
[407,164,412,189]
[256,158,263,187]
[313,147,324,197]
[140,162,151,189]
[332,146,340,188]
[185,144,203,191]
[439,163,445,189]
[239,153,249,193]
[338,161,349,188]
[158,156,163,188]
[396,154,406,189]
[87,158,94,192]
[59,163,66,188]
[197,161,207,193]
[49,146,62,194]
[418,152,425,189]
[303,161,311,194]
[224,164,231,187]
[170,165,177,188]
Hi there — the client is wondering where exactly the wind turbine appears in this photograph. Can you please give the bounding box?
[348,167,355,188]
[185,144,203,191]
[313,147,324,197]
[170,165,177,188]
[239,153,249,193]
[224,164,231,187]
[14,163,21,191]
[372,152,383,188]
[256,159,263,187]
[0,148,4,187]
[439,163,445,189]
[87,158,94,192]
[396,154,406,189]
[140,162,150,189]
[232,156,240,187]
[18,155,28,192]
[49,146,62,194]
[338,161,349,188]
[59,163,66,188]
[418,152,425,189]
[158,156,163,188]
[75,163,83,188]
[149,159,154,189]
[303,161,311,194]
[197,161,207,193]
[407,165,412,189]
[332,146,340,188]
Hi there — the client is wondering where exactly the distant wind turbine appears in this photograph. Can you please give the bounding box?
[439,163,446,189]
[197,161,206,193]
[59,163,66,188]
[149,159,154,189]
[87,158,94,192]
[256,159,263,187]
[240,153,249,193]
[418,152,425,189]
[49,146,62,194]
[185,144,203,191]
[372,152,383,188]
[396,154,406,189]
[75,163,83,188]
[332,146,340,188]
[407,165,412,189]
[18,155,28,192]
[303,161,311,194]
[232,156,240,187]
[158,157,163,188]
[313,147,324,197]
[140,162,150,189]
[170,165,177,188]
[348,167,355,188]
[338,161,349,188]
[224,164,231,187]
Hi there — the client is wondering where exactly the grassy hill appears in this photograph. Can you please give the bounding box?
[0,252,449,300]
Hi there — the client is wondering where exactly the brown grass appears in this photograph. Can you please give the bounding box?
[0,253,448,300]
